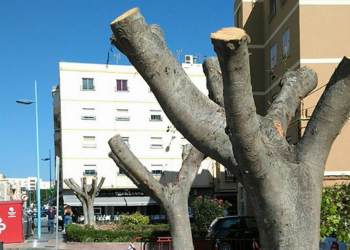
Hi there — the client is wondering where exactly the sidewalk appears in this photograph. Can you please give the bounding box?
[3,229,134,250]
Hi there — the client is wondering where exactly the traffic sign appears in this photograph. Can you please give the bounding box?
[21,195,28,202]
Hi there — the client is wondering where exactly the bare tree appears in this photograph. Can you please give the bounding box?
[109,136,205,250]
[109,8,350,249]
[64,177,105,226]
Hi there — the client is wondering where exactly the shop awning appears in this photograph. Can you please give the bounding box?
[124,197,157,206]
[63,195,157,207]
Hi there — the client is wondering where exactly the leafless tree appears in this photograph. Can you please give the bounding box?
[64,177,105,226]
[109,8,350,249]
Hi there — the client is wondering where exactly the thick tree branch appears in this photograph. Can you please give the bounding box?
[267,67,318,134]
[211,28,263,171]
[297,57,350,172]
[203,57,224,107]
[92,177,105,197]
[64,178,86,198]
[108,151,160,202]
[109,135,165,201]
[176,145,206,192]
[110,8,241,182]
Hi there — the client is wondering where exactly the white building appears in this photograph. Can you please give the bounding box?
[53,58,238,217]
[6,177,50,191]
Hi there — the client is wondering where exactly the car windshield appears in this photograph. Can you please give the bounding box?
[216,218,241,229]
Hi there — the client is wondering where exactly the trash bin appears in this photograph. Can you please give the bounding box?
[0,201,24,243]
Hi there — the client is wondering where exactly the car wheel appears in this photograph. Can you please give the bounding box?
[219,242,231,250]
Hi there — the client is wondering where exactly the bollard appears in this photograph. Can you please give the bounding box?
[0,241,3,250]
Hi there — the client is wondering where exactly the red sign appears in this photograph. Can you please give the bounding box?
[0,201,24,243]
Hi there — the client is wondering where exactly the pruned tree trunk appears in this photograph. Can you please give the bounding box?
[64,177,105,226]
[109,8,350,250]
[75,194,88,225]
[109,137,205,250]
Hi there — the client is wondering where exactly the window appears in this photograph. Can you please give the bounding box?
[282,28,290,56]
[269,0,276,21]
[152,170,163,176]
[150,137,163,149]
[270,43,277,69]
[82,78,94,90]
[84,169,97,176]
[225,169,236,183]
[118,167,125,175]
[150,110,163,121]
[116,80,128,92]
[83,136,96,148]
[150,164,163,176]
[82,115,96,120]
[122,137,130,148]
[116,109,130,121]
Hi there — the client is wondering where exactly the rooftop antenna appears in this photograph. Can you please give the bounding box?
[114,54,121,65]
[176,50,182,63]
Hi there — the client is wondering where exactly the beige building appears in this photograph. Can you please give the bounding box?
[234,0,350,188]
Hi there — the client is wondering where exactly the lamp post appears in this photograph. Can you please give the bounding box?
[16,80,41,239]
[42,149,52,197]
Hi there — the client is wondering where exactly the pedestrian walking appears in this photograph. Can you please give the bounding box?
[63,205,73,232]
[61,204,67,231]
[46,206,56,234]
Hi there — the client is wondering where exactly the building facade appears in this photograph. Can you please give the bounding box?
[234,0,350,190]
[53,59,239,218]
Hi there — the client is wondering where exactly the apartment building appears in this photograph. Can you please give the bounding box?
[6,177,50,191]
[0,174,22,201]
[234,0,350,187]
[53,58,239,217]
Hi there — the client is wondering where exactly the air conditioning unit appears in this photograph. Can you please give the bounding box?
[185,55,193,64]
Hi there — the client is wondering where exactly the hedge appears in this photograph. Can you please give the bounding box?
[66,224,208,242]
[66,224,170,242]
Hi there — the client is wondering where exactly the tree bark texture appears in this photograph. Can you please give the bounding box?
[110,8,350,250]
[64,177,105,226]
[109,135,205,250]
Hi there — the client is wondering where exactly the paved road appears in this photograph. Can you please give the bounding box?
[3,228,133,250]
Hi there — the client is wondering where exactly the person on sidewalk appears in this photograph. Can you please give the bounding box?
[61,204,67,231]
[46,206,56,234]
[63,205,73,232]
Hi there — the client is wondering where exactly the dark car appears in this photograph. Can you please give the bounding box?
[207,216,259,250]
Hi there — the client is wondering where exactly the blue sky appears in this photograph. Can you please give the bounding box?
[0,0,235,181]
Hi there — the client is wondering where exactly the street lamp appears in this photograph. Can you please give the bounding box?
[42,150,52,198]
[16,80,41,239]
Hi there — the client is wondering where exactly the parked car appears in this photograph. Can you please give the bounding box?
[319,237,349,250]
[22,209,34,239]
[206,216,260,250]
[33,211,48,228]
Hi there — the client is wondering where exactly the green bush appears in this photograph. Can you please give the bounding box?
[192,196,231,231]
[320,182,350,243]
[66,224,170,242]
[121,211,150,226]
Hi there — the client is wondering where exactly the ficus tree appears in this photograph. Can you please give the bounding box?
[109,8,350,250]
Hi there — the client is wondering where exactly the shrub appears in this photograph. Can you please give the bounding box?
[192,196,231,231]
[66,224,170,242]
[121,211,150,226]
[320,182,350,243]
